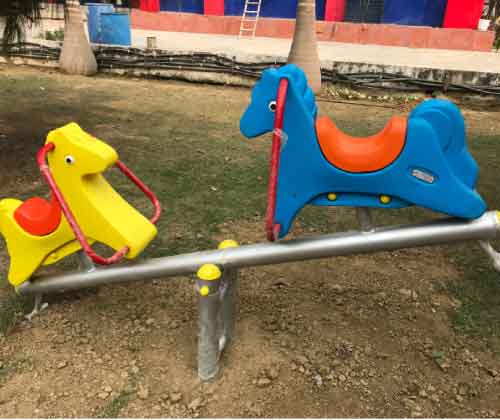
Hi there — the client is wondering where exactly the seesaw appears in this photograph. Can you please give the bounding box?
[1,65,500,381]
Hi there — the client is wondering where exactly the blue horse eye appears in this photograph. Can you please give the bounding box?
[268,101,277,112]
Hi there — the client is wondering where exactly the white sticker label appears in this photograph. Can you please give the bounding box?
[412,169,435,184]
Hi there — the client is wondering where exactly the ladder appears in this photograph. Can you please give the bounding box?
[239,0,262,38]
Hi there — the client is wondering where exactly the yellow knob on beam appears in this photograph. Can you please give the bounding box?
[197,264,222,281]
[199,286,210,297]
[327,193,337,201]
[218,239,239,249]
[380,195,392,205]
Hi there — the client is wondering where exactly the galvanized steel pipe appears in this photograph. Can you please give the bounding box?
[17,211,500,296]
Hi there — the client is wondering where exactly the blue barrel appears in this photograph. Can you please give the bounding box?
[382,0,448,27]
[86,3,114,44]
[100,12,132,46]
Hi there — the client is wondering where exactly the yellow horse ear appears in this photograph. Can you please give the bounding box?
[47,123,118,175]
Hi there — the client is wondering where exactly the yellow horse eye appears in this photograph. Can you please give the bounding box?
[64,155,75,165]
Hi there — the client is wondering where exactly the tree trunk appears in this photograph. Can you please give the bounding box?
[287,0,322,93]
[59,0,97,76]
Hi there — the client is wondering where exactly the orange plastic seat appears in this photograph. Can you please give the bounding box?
[316,116,408,173]
[14,195,62,236]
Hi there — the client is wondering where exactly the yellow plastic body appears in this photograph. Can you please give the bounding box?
[46,123,157,259]
[0,123,157,286]
[0,199,85,286]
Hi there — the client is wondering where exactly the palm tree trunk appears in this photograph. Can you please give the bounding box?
[59,0,97,76]
[287,0,322,93]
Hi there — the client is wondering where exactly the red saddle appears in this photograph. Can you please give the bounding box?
[14,195,62,236]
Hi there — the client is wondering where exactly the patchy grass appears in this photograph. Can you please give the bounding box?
[447,134,500,338]
[0,292,31,335]
[98,390,132,418]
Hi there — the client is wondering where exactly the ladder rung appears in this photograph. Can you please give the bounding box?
[239,0,261,38]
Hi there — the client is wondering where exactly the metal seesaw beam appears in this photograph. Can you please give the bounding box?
[17,211,500,296]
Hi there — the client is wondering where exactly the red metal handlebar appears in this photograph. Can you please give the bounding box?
[266,78,289,242]
[37,142,162,266]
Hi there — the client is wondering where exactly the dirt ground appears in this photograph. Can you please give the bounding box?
[0,66,500,418]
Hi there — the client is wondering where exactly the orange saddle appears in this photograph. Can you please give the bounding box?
[316,116,408,173]
[14,195,62,236]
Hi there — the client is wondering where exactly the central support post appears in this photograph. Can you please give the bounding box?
[196,240,240,381]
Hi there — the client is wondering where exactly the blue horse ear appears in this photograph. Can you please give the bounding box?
[279,64,308,94]
[261,68,280,83]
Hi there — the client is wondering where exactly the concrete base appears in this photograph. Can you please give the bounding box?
[130,10,495,52]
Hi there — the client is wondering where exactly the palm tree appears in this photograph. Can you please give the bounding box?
[287,0,322,93]
[59,0,97,75]
[1,0,97,76]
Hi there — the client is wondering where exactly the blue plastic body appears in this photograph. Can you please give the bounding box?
[100,12,132,46]
[86,3,114,44]
[224,0,326,20]
[382,0,448,27]
[240,65,487,239]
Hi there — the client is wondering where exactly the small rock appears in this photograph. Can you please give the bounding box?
[313,374,323,387]
[98,392,109,400]
[266,367,279,380]
[256,378,272,388]
[137,386,149,400]
[399,289,418,300]
[131,366,140,375]
[57,361,67,369]
[339,374,347,382]
[103,386,112,393]
[146,318,155,326]
[188,397,203,410]
[170,392,183,403]
[331,284,344,293]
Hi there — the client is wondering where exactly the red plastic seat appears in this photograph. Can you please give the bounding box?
[14,195,62,236]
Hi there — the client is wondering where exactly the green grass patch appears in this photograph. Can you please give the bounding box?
[0,292,32,335]
[446,134,500,338]
[98,390,132,418]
